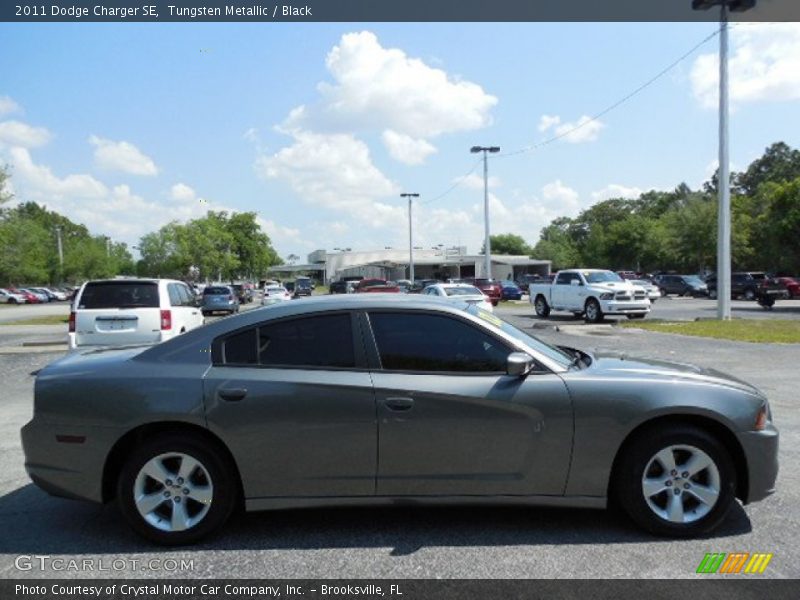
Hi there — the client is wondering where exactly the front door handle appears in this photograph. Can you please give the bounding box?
[219,388,247,402]
[384,397,414,411]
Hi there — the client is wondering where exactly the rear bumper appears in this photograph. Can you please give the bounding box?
[21,417,122,504]
[738,424,779,504]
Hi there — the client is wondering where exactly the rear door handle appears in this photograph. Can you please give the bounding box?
[384,397,414,411]
[219,388,247,402]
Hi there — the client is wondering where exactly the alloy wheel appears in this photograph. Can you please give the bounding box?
[641,444,720,524]
[133,452,213,532]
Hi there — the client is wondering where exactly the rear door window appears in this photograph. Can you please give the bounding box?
[78,281,159,309]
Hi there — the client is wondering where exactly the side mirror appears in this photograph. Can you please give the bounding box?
[570,279,581,286]
[507,352,534,377]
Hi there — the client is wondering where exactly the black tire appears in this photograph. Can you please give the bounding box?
[8,298,17,305]
[709,289,717,300]
[614,425,736,537]
[659,288,668,297]
[743,288,756,301]
[533,295,550,317]
[584,298,603,323]
[117,433,238,545]
[758,297,775,310]
[201,311,209,317]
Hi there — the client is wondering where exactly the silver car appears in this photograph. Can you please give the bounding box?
[22,295,778,545]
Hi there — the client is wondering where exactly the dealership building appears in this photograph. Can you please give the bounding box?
[268,247,551,284]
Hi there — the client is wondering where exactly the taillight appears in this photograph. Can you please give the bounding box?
[754,404,769,431]
[160,309,172,330]
[68,311,75,333]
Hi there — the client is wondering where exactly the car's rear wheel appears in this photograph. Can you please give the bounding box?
[584,298,603,323]
[709,289,717,300]
[744,288,756,301]
[615,425,735,537]
[534,295,550,317]
[117,434,237,545]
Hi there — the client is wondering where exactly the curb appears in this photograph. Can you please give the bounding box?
[0,344,67,355]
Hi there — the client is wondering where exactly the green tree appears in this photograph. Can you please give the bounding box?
[483,233,532,255]
[735,142,800,196]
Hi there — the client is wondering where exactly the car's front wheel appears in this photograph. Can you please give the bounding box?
[534,295,550,317]
[584,298,603,323]
[615,425,736,537]
[118,434,237,545]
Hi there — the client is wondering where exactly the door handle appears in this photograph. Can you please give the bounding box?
[384,397,414,411]
[219,388,247,402]
[192,311,198,315]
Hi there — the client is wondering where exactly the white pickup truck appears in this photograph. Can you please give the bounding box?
[529,269,650,323]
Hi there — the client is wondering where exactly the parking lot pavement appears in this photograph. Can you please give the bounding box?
[506,297,800,323]
[0,309,797,579]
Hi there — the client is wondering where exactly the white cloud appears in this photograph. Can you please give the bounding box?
[538,114,604,143]
[381,130,437,165]
[458,173,501,190]
[591,183,644,201]
[9,147,107,198]
[0,95,20,117]
[538,114,560,132]
[89,135,158,176]
[284,31,497,145]
[170,182,197,202]
[0,120,52,148]
[257,129,401,225]
[541,179,581,212]
[691,23,800,109]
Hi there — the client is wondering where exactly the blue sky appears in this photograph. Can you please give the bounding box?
[1,22,799,259]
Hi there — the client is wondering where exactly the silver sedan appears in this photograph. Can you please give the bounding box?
[21,294,778,545]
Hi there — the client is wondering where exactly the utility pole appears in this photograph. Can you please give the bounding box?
[55,226,64,283]
[401,193,419,282]
[692,0,756,319]
[470,146,500,279]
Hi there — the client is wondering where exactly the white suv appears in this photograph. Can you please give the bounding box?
[69,279,205,350]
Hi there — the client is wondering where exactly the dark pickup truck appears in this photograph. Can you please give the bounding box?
[706,272,789,308]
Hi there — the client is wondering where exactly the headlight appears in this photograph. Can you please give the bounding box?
[754,403,770,431]
[599,292,614,300]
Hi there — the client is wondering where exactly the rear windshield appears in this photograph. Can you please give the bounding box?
[204,287,231,295]
[78,281,159,309]
[444,286,483,297]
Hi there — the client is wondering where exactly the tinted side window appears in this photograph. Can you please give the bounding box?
[167,284,182,306]
[369,312,510,373]
[259,314,354,368]
[224,328,258,365]
[556,273,571,285]
[177,284,193,306]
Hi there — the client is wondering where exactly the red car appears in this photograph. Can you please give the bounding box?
[776,277,800,298]
[470,278,502,306]
[354,279,401,293]
[9,288,38,303]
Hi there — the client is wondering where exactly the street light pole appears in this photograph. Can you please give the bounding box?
[470,146,500,279]
[55,226,64,282]
[401,193,419,282]
[692,0,756,319]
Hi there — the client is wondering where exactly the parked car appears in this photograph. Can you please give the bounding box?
[23,294,778,544]
[500,280,523,301]
[515,273,543,292]
[69,279,205,350]
[201,285,240,317]
[11,288,40,303]
[230,284,253,305]
[421,283,494,312]
[329,280,348,294]
[616,271,639,280]
[706,272,786,302]
[30,287,60,302]
[654,274,708,297]
[409,279,439,293]
[466,278,502,306]
[261,285,292,306]
[0,288,26,304]
[531,269,650,323]
[293,278,313,298]
[46,288,68,301]
[775,276,800,298]
[629,280,662,303]
[355,279,401,293]
[21,288,50,303]
[395,279,413,293]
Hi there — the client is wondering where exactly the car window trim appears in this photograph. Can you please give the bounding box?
[212,310,368,370]
[361,308,539,376]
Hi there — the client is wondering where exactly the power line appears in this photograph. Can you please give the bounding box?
[421,158,483,205]
[500,26,723,158]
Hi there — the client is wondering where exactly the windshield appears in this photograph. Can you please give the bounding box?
[584,271,623,283]
[466,305,573,367]
[684,276,704,284]
[79,281,159,309]
[444,286,484,297]
[266,286,285,293]
[204,287,230,295]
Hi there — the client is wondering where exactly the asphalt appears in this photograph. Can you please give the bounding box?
[0,298,797,579]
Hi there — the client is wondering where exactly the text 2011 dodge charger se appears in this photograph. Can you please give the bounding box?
[22,295,778,545]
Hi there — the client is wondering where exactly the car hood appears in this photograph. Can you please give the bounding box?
[587,282,635,292]
[586,351,763,397]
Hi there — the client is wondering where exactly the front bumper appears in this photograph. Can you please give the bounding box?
[738,423,779,504]
[599,300,650,315]
[21,417,122,504]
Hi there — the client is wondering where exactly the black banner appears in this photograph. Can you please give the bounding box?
[3,580,800,600]
[2,0,800,23]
